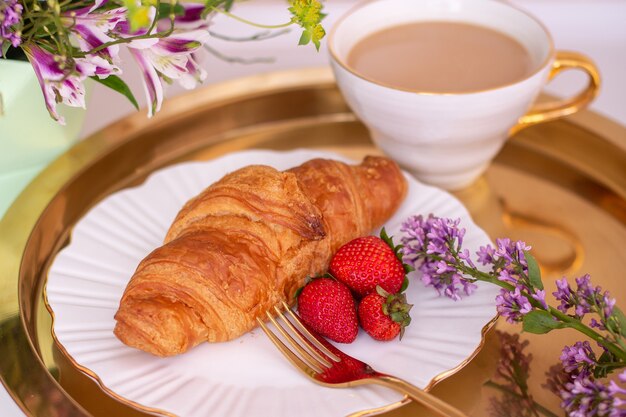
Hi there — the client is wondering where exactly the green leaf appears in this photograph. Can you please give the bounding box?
[90,75,139,110]
[156,2,185,20]
[400,276,409,293]
[524,251,543,290]
[298,30,311,46]
[594,350,621,378]
[522,310,565,334]
[294,285,305,300]
[2,43,10,58]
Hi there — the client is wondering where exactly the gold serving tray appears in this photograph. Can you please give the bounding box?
[0,68,625,417]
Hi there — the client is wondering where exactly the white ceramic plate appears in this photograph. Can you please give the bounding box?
[46,149,498,417]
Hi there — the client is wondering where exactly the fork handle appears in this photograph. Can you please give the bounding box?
[374,376,469,417]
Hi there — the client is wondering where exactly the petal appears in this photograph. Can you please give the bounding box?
[76,55,121,78]
[23,45,64,123]
[178,55,207,90]
[158,4,212,31]
[152,30,209,55]
[90,0,108,12]
[22,44,64,80]
[145,50,188,80]
[71,23,119,58]
[54,78,87,108]
[130,49,163,117]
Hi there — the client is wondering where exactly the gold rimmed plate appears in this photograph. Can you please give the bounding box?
[44,148,498,417]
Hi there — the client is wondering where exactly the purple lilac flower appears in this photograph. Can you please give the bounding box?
[0,0,22,48]
[554,278,577,314]
[531,289,548,310]
[560,341,598,373]
[401,215,476,301]
[495,287,532,323]
[477,244,496,265]
[553,275,617,325]
[476,236,536,298]
[561,372,626,417]
[547,361,626,417]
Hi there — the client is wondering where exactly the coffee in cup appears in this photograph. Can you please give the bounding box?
[329,0,600,190]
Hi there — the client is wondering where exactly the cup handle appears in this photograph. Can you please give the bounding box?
[511,51,600,135]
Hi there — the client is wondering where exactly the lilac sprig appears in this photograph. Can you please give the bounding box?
[400,214,626,364]
[0,0,22,48]
[554,275,619,336]
[546,364,626,417]
[401,215,478,301]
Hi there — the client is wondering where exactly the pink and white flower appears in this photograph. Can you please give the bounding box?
[61,2,125,75]
[23,44,106,124]
[120,5,211,117]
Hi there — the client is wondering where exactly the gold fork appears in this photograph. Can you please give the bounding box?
[257,301,468,417]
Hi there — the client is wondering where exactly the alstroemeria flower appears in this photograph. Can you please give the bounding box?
[129,30,209,116]
[61,3,125,75]
[23,45,103,124]
[159,4,211,31]
[119,6,211,117]
[178,53,207,89]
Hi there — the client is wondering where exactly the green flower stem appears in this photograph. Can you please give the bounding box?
[549,308,626,362]
[484,381,559,417]
[81,25,175,56]
[426,251,626,362]
[209,6,294,29]
[77,0,296,57]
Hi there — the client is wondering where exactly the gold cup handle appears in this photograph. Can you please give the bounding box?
[511,51,601,135]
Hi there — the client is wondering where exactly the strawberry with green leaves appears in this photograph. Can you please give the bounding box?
[329,228,413,298]
[296,277,358,343]
[358,286,413,341]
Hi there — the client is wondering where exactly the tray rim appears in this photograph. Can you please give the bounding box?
[1,67,625,417]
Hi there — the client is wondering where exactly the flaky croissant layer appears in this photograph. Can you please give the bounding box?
[114,156,407,356]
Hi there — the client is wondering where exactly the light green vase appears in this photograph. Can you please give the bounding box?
[0,59,89,218]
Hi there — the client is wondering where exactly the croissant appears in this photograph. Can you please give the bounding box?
[113,156,407,356]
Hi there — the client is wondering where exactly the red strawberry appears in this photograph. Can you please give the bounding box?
[297,277,358,343]
[329,228,411,298]
[358,286,413,341]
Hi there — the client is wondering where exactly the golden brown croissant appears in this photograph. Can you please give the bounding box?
[114,156,407,356]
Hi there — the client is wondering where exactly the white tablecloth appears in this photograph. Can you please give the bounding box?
[2,0,625,415]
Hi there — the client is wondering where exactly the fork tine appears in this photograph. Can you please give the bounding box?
[256,317,321,377]
[271,305,334,367]
[280,301,341,362]
[264,310,330,372]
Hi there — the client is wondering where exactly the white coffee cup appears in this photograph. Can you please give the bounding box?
[328,0,600,190]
